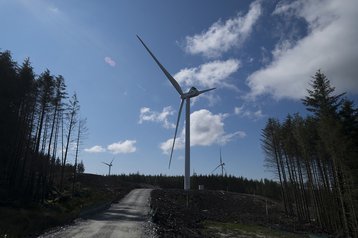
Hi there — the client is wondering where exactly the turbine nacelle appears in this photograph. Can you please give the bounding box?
[182,87,216,99]
[182,87,199,98]
[102,157,115,176]
[211,148,226,176]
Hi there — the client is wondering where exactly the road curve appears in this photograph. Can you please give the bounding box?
[39,188,154,238]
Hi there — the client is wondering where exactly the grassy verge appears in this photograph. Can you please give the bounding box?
[0,205,75,237]
[0,174,137,237]
[202,221,310,238]
[0,190,114,237]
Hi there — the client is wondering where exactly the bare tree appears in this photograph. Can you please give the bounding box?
[60,92,79,191]
[72,118,87,195]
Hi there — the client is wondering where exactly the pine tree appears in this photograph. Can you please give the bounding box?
[0,51,19,188]
[302,70,344,118]
[302,70,356,236]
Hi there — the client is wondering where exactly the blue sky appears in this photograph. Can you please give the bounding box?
[1,0,357,180]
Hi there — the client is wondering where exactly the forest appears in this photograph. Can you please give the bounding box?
[114,173,282,200]
[0,50,86,204]
[262,70,358,237]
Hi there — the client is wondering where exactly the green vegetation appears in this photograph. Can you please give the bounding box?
[0,173,136,237]
[203,221,310,238]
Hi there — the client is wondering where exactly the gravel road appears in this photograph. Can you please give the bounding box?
[39,188,155,238]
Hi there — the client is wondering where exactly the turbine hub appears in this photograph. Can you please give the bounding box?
[182,87,200,98]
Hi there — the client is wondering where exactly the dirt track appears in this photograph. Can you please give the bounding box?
[39,189,154,238]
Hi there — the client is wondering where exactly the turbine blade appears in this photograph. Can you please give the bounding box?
[211,165,221,174]
[102,162,110,166]
[220,148,222,164]
[169,99,184,169]
[198,88,216,95]
[137,35,183,96]
[111,157,115,164]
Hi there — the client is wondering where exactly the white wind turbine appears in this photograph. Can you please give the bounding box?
[211,148,226,177]
[137,35,215,190]
[102,157,114,176]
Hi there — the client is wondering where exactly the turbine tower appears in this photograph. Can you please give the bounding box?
[211,148,226,177]
[137,35,215,190]
[102,157,114,176]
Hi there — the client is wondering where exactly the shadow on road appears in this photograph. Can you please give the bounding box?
[92,206,148,222]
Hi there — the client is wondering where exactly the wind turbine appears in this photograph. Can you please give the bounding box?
[102,157,114,176]
[211,148,226,177]
[137,35,215,190]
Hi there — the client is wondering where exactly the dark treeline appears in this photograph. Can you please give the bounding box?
[113,173,282,201]
[262,70,358,236]
[0,50,86,204]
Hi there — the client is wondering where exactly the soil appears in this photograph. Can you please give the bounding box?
[150,189,323,238]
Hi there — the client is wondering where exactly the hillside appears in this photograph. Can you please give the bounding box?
[150,189,327,238]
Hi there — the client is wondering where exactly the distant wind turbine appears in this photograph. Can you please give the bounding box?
[102,157,114,176]
[137,35,215,190]
[211,148,226,177]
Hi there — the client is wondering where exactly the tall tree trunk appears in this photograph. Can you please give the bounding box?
[72,119,81,195]
[60,93,79,191]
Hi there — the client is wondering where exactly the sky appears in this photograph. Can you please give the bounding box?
[1,0,357,180]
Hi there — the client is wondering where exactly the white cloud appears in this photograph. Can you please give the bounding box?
[259,46,270,65]
[272,1,301,17]
[190,109,227,146]
[234,106,265,120]
[253,110,264,118]
[174,59,240,90]
[234,106,244,116]
[184,0,262,58]
[104,56,116,67]
[139,106,175,129]
[107,140,137,154]
[219,131,247,145]
[160,137,184,155]
[84,145,106,153]
[160,109,245,154]
[247,0,358,99]
[197,93,221,107]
